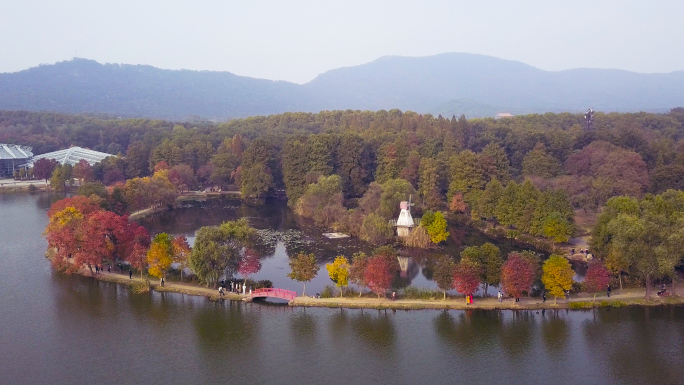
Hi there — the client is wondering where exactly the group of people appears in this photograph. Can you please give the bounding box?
[217,280,251,298]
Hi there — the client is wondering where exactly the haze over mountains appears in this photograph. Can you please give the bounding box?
[1,53,682,121]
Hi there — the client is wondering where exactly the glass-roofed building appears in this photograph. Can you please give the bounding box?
[0,144,33,177]
[30,146,113,167]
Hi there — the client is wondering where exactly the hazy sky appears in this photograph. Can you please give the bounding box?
[2,0,682,83]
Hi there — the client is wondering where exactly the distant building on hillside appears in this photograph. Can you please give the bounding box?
[0,144,33,177]
[31,146,113,167]
[494,112,515,119]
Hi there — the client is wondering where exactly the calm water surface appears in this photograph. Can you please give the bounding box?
[1,193,683,385]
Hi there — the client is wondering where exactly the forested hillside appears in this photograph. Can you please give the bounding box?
[1,54,683,120]
[3,108,684,209]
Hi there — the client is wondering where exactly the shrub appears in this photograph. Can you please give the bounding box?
[321,285,335,298]
[569,301,593,309]
[600,300,627,308]
[130,280,150,294]
[487,227,507,238]
[402,286,440,300]
[27,184,37,192]
[506,230,520,239]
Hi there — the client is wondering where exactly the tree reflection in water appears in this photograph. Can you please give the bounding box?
[350,310,397,352]
[193,300,259,353]
[584,306,684,384]
[540,309,569,355]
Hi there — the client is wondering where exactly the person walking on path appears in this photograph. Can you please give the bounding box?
[542,292,546,303]
[129,269,133,279]
[607,285,612,298]
[160,277,164,287]
[497,291,502,303]
[242,282,246,295]
[107,265,111,273]
[218,286,224,298]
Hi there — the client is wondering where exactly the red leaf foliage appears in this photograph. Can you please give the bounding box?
[584,261,611,293]
[364,255,394,296]
[453,261,481,296]
[500,253,536,298]
[238,248,262,278]
[48,195,102,218]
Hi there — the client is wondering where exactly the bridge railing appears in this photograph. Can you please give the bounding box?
[251,288,296,301]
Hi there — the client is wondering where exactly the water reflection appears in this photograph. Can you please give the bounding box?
[349,310,397,352]
[193,301,259,352]
[433,310,501,355]
[540,310,569,355]
[584,307,684,384]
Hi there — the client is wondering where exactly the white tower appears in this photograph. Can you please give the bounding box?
[396,199,414,237]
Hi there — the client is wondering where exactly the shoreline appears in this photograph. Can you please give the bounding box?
[87,269,684,311]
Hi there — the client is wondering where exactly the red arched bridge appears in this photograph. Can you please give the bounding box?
[250,288,296,301]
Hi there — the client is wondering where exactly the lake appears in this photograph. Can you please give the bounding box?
[1,192,682,385]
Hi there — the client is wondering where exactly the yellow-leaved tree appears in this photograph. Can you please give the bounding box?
[326,256,350,297]
[147,233,173,280]
[542,255,574,304]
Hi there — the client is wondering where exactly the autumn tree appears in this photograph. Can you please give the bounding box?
[421,210,449,244]
[44,207,86,273]
[542,212,573,244]
[171,235,191,281]
[364,255,394,299]
[500,252,536,300]
[73,159,94,184]
[433,255,456,299]
[33,158,58,183]
[541,255,574,304]
[326,256,350,297]
[147,233,174,279]
[349,252,369,297]
[47,195,103,218]
[460,243,502,296]
[584,261,612,303]
[453,260,481,303]
[287,253,320,297]
[238,249,262,284]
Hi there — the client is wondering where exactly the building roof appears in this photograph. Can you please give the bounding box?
[494,112,515,118]
[31,146,113,166]
[0,144,33,160]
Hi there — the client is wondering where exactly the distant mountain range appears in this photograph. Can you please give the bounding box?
[1,53,682,120]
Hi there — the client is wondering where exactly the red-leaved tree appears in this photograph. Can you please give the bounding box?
[33,158,58,183]
[364,255,394,299]
[44,207,86,273]
[238,248,262,284]
[453,260,481,303]
[500,252,536,300]
[47,195,102,218]
[584,261,612,303]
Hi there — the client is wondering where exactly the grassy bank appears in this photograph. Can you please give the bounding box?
[85,269,683,311]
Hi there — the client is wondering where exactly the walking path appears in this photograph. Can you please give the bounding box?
[85,269,682,310]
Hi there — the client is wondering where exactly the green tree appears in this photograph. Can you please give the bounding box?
[448,150,484,198]
[542,212,573,244]
[241,163,273,200]
[433,255,456,299]
[418,157,441,208]
[326,256,350,297]
[460,243,502,296]
[378,178,417,219]
[522,142,562,178]
[188,219,255,287]
[541,255,574,304]
[360,213,394,245]
[480,179,503,220]
[288,253,320,297]
[495,180,519,226]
